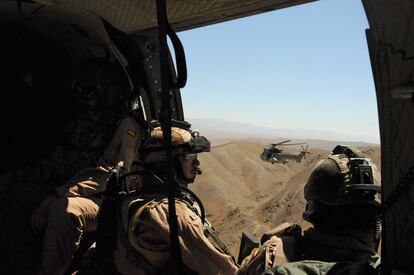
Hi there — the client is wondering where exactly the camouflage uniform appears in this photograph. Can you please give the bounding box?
[115,127,238,275]
[238,147,381,275]
[32,115,144,275]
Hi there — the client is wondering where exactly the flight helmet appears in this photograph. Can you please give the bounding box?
[66,57,130,114]
[303,145,381,229]
[141,127,210,185]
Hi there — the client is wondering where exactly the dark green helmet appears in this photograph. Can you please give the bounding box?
[303,149,381,223]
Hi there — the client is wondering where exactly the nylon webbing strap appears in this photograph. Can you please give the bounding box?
[156,0,183,273]
[204,220,232,256]
[119,199,158,275]
[128,199,156,252]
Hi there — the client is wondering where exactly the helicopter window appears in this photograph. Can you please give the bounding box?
[176,0,381,257]
[178,1,379,144]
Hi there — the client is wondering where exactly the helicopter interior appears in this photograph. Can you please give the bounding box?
[0,23,74,174]
[0,1,164,174]
[0,0,413,273]
[0,0,316,173]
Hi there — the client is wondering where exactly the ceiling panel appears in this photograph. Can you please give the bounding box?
[28,0,316,32]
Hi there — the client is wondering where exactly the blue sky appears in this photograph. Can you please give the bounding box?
[178,0,379,142]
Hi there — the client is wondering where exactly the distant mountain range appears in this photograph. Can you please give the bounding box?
[187,118,380,146]
[190,141,380,255]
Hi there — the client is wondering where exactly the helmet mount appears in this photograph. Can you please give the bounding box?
[303,146,381,230]
[141,127,210,185]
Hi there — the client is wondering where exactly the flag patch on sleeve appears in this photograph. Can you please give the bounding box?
[127,129,136,137]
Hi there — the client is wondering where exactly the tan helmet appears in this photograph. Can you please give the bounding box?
[149,126,192,144]
[303,151,381,223]
[142,127,193,163]
[141,127,210,184]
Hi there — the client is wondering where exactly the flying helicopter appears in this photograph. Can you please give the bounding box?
[260,140,310,164]
[0,0,413,273]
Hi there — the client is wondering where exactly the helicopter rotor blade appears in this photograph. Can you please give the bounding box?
[301,145,311,159]
[281,143,307,146]
[271,140,291,146]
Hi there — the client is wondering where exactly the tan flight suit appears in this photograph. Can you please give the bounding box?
[33,115,144,275]
[116,197,238,275]
[237,226,379,275]
[0,112,110,274]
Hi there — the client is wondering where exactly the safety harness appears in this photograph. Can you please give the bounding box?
[116,185,231,274]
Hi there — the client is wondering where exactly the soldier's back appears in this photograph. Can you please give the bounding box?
[238,224,380,275]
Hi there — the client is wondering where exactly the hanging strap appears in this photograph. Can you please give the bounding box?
[155,0,187,273]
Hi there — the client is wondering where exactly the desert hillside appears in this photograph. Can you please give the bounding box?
[189,141,381,257]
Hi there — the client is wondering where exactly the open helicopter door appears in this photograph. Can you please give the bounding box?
[101,21,188,127]
[101,1,189,273]
[363,1,414,273]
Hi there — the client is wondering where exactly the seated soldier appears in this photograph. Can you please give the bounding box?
[0,57,133,274]
[238,145,381,275]
[114,127,238,275]
[30,57,145,275]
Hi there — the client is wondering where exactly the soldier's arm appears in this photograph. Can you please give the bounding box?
[114,115,143,171]
[131,199,238,274]
[54,116,143,197]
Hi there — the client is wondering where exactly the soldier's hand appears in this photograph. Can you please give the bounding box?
[31,193,59,234]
